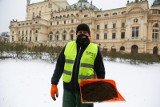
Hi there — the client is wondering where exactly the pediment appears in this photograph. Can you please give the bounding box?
[128,7,144,13]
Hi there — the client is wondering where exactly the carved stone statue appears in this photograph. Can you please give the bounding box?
[27,0,30,4]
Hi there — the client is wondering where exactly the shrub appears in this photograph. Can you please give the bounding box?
[102,50,160,64]
[0,42,63,62]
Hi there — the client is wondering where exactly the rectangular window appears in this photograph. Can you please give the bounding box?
[97,25,100,30]
[152,10,160,14]
[153,10,157,14]
[35,37,37,42]
[104,24,107,29]
[112,33,116,39]
[132,27,139,38]
[49,35,52,41]
[113,23,116,28]
[104,33,107,39]
[152,29,159,40]
[22,37,24,41]
[30,37,31,41]
[64,20,66,24]
[121,32,125,39]
[96,34,99,40]
[63,35,66,40]
[12,36,14,41]
[122,23,125,28]
[71,19,74,23]
[33,12,35,18]
[70,34,73,40]
[56,35,59,40]
[39,11,41,16]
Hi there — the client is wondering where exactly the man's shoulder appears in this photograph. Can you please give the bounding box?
[67,41,76,44]
[90,42,98,47]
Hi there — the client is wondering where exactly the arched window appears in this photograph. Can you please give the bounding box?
[111,46,116,52]
[62,30,67,40]
[104,14,109,17]
[63,30,67,34]
[71,14,74,17]
[70,30,74,34]
[84,15,88,17]
[120,46,125,53]
[131,45,138,54]
[49,31,53,41]
[35,30,38,33]
[70,30,74,40]
[97,15,101,18]
[76,13,79,17]
[153,46,158,55]
[55,31,60,40]
[112,13,117,16]
[153,23,159,27]
[103,46,108,51]
[121,11,126,14]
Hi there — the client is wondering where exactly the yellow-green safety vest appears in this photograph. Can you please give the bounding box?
[62,41,98,83]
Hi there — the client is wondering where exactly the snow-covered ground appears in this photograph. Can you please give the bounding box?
[0,58,160,107]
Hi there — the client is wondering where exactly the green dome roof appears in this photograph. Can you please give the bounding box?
[152,0,160,6]
[66,0,99,11]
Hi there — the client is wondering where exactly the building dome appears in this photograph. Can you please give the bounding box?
[66,0,99,11]
[152,0,160,6]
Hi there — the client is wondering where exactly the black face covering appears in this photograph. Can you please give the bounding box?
[76,34,90,46]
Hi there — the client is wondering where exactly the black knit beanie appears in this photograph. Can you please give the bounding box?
[76,23,90,35]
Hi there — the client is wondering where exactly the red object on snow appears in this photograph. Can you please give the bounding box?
[79,79,126,103]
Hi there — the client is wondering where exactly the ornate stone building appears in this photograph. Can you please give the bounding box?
[9,0,160,55]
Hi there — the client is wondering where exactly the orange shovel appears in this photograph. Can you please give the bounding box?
[79,79,125,103]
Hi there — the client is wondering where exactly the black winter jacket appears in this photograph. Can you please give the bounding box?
[51,41,105,92]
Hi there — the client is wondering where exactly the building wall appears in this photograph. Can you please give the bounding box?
[26,0,69,20]
[9,0,160,55]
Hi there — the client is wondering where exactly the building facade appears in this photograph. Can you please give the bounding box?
[9,0,160,55]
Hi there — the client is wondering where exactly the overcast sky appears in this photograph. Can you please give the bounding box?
[0,0,154,33]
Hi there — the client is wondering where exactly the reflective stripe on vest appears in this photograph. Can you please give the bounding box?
[62,41,98,83]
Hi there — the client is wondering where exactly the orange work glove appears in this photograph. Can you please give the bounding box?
[50,84,58,101]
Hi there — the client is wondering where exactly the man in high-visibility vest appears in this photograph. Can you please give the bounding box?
[51,23,105,107]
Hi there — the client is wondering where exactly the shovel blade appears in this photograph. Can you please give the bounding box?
[79,79,125,103]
